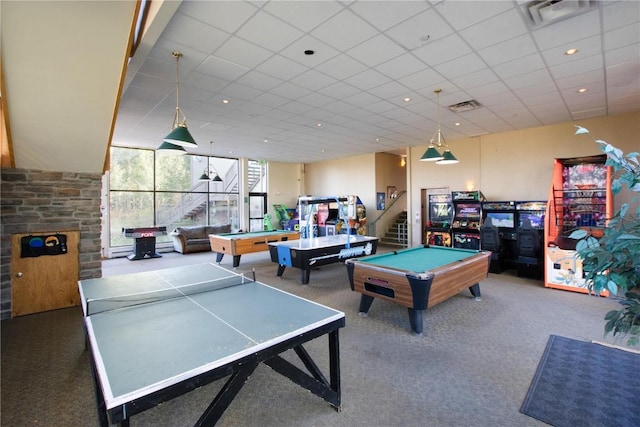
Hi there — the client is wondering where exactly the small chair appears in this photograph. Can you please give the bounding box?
[480,217,503,273]
[516,218,542,279]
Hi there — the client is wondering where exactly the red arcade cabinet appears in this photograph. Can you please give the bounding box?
[544,155,613,294]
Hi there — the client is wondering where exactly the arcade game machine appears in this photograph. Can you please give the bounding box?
[298,195,367,238]
[451,191,485,250]
[425,193,453,247]
[481,201,517,264]
[515,201,546,241]
[544,155,612,294]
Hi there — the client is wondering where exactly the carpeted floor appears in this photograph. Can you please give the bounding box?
[1,247,633,427]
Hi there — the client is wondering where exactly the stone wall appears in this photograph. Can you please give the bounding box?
[1,168,103,319]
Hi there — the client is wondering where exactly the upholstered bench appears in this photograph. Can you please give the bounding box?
[170,224,231,254]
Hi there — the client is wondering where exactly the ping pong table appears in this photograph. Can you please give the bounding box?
[79,263,345,426]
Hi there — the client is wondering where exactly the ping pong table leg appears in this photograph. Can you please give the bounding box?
[328,329,342,411]
[195,360,259,426]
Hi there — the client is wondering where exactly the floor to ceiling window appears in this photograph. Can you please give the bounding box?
[108,147,240,249]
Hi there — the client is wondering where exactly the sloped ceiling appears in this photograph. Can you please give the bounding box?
[1,0,137,173]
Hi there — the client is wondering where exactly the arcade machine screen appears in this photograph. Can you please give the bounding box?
[431,202,453,224]
[485,211,515,229]
[455,203,480,223]
[518,212,544,229]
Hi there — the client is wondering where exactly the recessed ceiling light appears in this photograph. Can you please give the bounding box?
[454,122,460,126]
[565,48,579,55]
[222,99,230,104]
[304,50,315,55]
[578,88,588,93]
[263,139,268,143]
[403,97,411,102]
[316,123,322,127]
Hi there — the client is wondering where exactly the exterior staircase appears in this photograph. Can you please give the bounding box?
[379,211,408,248]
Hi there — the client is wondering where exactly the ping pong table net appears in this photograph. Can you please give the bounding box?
[86,271,256,316]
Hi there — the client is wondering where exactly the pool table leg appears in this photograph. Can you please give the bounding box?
[215,253,224,263]
[407,309,423,335]
[358,294,374,316]
[276,264,286,277]
[232,255,241,268]
[469,283,481,301]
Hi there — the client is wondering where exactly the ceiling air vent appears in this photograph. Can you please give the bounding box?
[523,0,598,29]
[448,100,481,113]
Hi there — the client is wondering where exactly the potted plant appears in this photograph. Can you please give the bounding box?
[569,126,640,345]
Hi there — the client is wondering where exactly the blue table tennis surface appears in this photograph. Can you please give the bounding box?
[79,263,344,411]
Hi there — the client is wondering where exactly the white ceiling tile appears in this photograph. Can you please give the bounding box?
[218,82,262,102]
[540,35,602,67]
[179,1,259,34]
[375,53,429,80]
[385,8,454,51]
[252,92,290,108]
[532,9,601,50]
[235,70,284,91]
[451,68,499,91]
[350,0,431,31]
[236,11,305,52]
[269,82,313,100]
[317,81,361,99]
[460,8,528,51]
[554,69,603,90]
[344,69,393,91]
[186,71,231,93]
[196,55,250,81]
[367,81,411,100]
[255,55,309,80]
[433,53,487,80]
[602,0,640,32]
[549,53,603,80]
[298,92,336,108]
[289,69,337,91]
[477,33,537,66]
[493,53,546,80]
[397,68,447,91]
[279,35,341,66]
[163,13,230,55]
[214,37,274,68]
[604,22,640,51]
[435,0,515,31]
[314,53,368,80]
[263,0,344,32]
[411,34,473,66]
[346,34,406,67]
[310,9,379,51]
[503,69,554,90]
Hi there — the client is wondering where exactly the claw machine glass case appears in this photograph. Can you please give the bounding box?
[544,155,612,294]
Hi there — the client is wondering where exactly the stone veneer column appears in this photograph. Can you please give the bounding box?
[0,168,103,319]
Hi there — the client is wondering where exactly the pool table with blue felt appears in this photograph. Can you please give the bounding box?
[345,245,491,335]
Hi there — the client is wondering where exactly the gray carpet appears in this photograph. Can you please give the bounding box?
[520,335,640,427]
[1,247,631,427]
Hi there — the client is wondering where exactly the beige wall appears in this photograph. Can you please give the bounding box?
[408,112,639,245]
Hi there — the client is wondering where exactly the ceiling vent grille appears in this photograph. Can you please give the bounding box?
[523,0,598,29]
[448,100,481,113]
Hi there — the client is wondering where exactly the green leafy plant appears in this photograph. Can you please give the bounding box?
[569,126,640,345]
